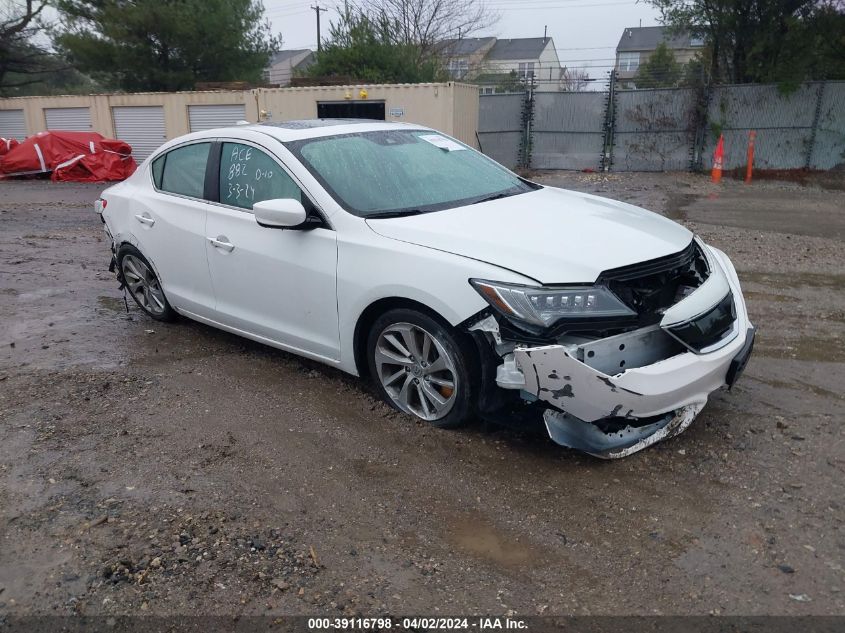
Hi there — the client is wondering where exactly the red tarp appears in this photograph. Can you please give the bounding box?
[0,130,137,182]
[0,137,19,156]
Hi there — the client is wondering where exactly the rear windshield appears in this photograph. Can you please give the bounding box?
[285,130,536,217]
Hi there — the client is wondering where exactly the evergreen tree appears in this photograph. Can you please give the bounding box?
[54,0,280,91]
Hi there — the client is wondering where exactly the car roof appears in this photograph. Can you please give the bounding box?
[145,119,436,163]
[227,119,428,142]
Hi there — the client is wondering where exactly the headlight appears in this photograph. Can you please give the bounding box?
[470,279,636,328]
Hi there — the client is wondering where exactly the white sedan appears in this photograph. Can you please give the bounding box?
[97,120,755,458]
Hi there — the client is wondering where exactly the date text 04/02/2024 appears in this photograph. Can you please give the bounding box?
[306,618,529,630]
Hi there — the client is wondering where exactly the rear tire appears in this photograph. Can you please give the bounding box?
[116,244,177,322]
[367,308,476,429]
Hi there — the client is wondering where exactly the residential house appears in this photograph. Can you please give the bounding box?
[615,26,704,83]
[265,49,316,87]
[435,37,563,93]
[476,37,563,93]
[437,37,497,81]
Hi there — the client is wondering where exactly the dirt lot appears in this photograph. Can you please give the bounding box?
[0,172,843,618]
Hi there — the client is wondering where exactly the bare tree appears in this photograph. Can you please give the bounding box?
[353,0,498,54]
[560,66,590,91]
[0,0,55,90]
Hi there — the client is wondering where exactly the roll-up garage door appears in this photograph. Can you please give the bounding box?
[45,107,92,131]
[188,104,247,132]
[0,109,27,140]
[112,106,166,161]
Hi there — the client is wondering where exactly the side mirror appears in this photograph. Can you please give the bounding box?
[253,198,307,228]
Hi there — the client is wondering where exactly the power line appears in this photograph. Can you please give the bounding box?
[484,0,638,7]
[485,0,630,4]
[263,0,311,10]
[265,7,312,15]
[553,46,618,51]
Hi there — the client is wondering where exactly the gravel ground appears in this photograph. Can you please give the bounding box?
[0,172,843,617]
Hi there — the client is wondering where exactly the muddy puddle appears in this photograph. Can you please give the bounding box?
[96,295,126,312]
[742,290,796,303]
[664,192,698,221]
[742,271,845,290]
[446,515,543,569]
[754,332,845,363]
[749,375,845,402]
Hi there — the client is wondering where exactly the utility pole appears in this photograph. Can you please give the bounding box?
[311,5,328,51]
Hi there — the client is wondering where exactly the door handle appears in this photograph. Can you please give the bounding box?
[135,213,155,226]
[207,236,235,253]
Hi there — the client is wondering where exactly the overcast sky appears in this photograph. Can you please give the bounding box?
[263,0,663,78]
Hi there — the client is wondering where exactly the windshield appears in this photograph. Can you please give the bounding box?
[285,130,536,217]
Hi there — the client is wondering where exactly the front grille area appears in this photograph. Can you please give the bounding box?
[507,240,717,342]
[597,239,710,324]
[599,239,700,282]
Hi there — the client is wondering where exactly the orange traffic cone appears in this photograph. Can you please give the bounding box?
[711,134,724,184]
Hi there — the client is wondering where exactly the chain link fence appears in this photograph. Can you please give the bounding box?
[476,93,525,171]
[480,80,845,173]
[532,91,607,170]
[611,87,697,172]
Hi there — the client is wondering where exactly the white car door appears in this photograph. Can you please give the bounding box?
[205,140,340,361]
[135,140,216,316]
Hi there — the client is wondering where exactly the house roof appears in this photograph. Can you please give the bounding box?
[436,37,496,57]
[486,37,552,61]
[268,49,313,66]
[616,26,700,52]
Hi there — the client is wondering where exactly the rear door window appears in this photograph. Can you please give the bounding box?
[218,142,302,211]
[154,142,211,199]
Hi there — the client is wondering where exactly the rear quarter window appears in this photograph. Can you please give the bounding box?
[151,155,165,189]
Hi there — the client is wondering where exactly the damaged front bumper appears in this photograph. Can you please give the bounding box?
[483,245,755,459]
[518,321,754,458]
[543,403,704,460]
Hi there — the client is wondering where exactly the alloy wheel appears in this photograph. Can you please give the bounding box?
[374,322,458,421]
[121,254,167,316]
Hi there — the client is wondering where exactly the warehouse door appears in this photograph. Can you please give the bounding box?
[188,104,247,132]
[45,107,92,131]
[0,109,27,140]
[112,106,166,161]
[317,101,385,120]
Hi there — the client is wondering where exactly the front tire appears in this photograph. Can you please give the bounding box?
[367,308,476,429]
[116,244,177,322]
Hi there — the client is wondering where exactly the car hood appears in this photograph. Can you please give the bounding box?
[365,186,693,283]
